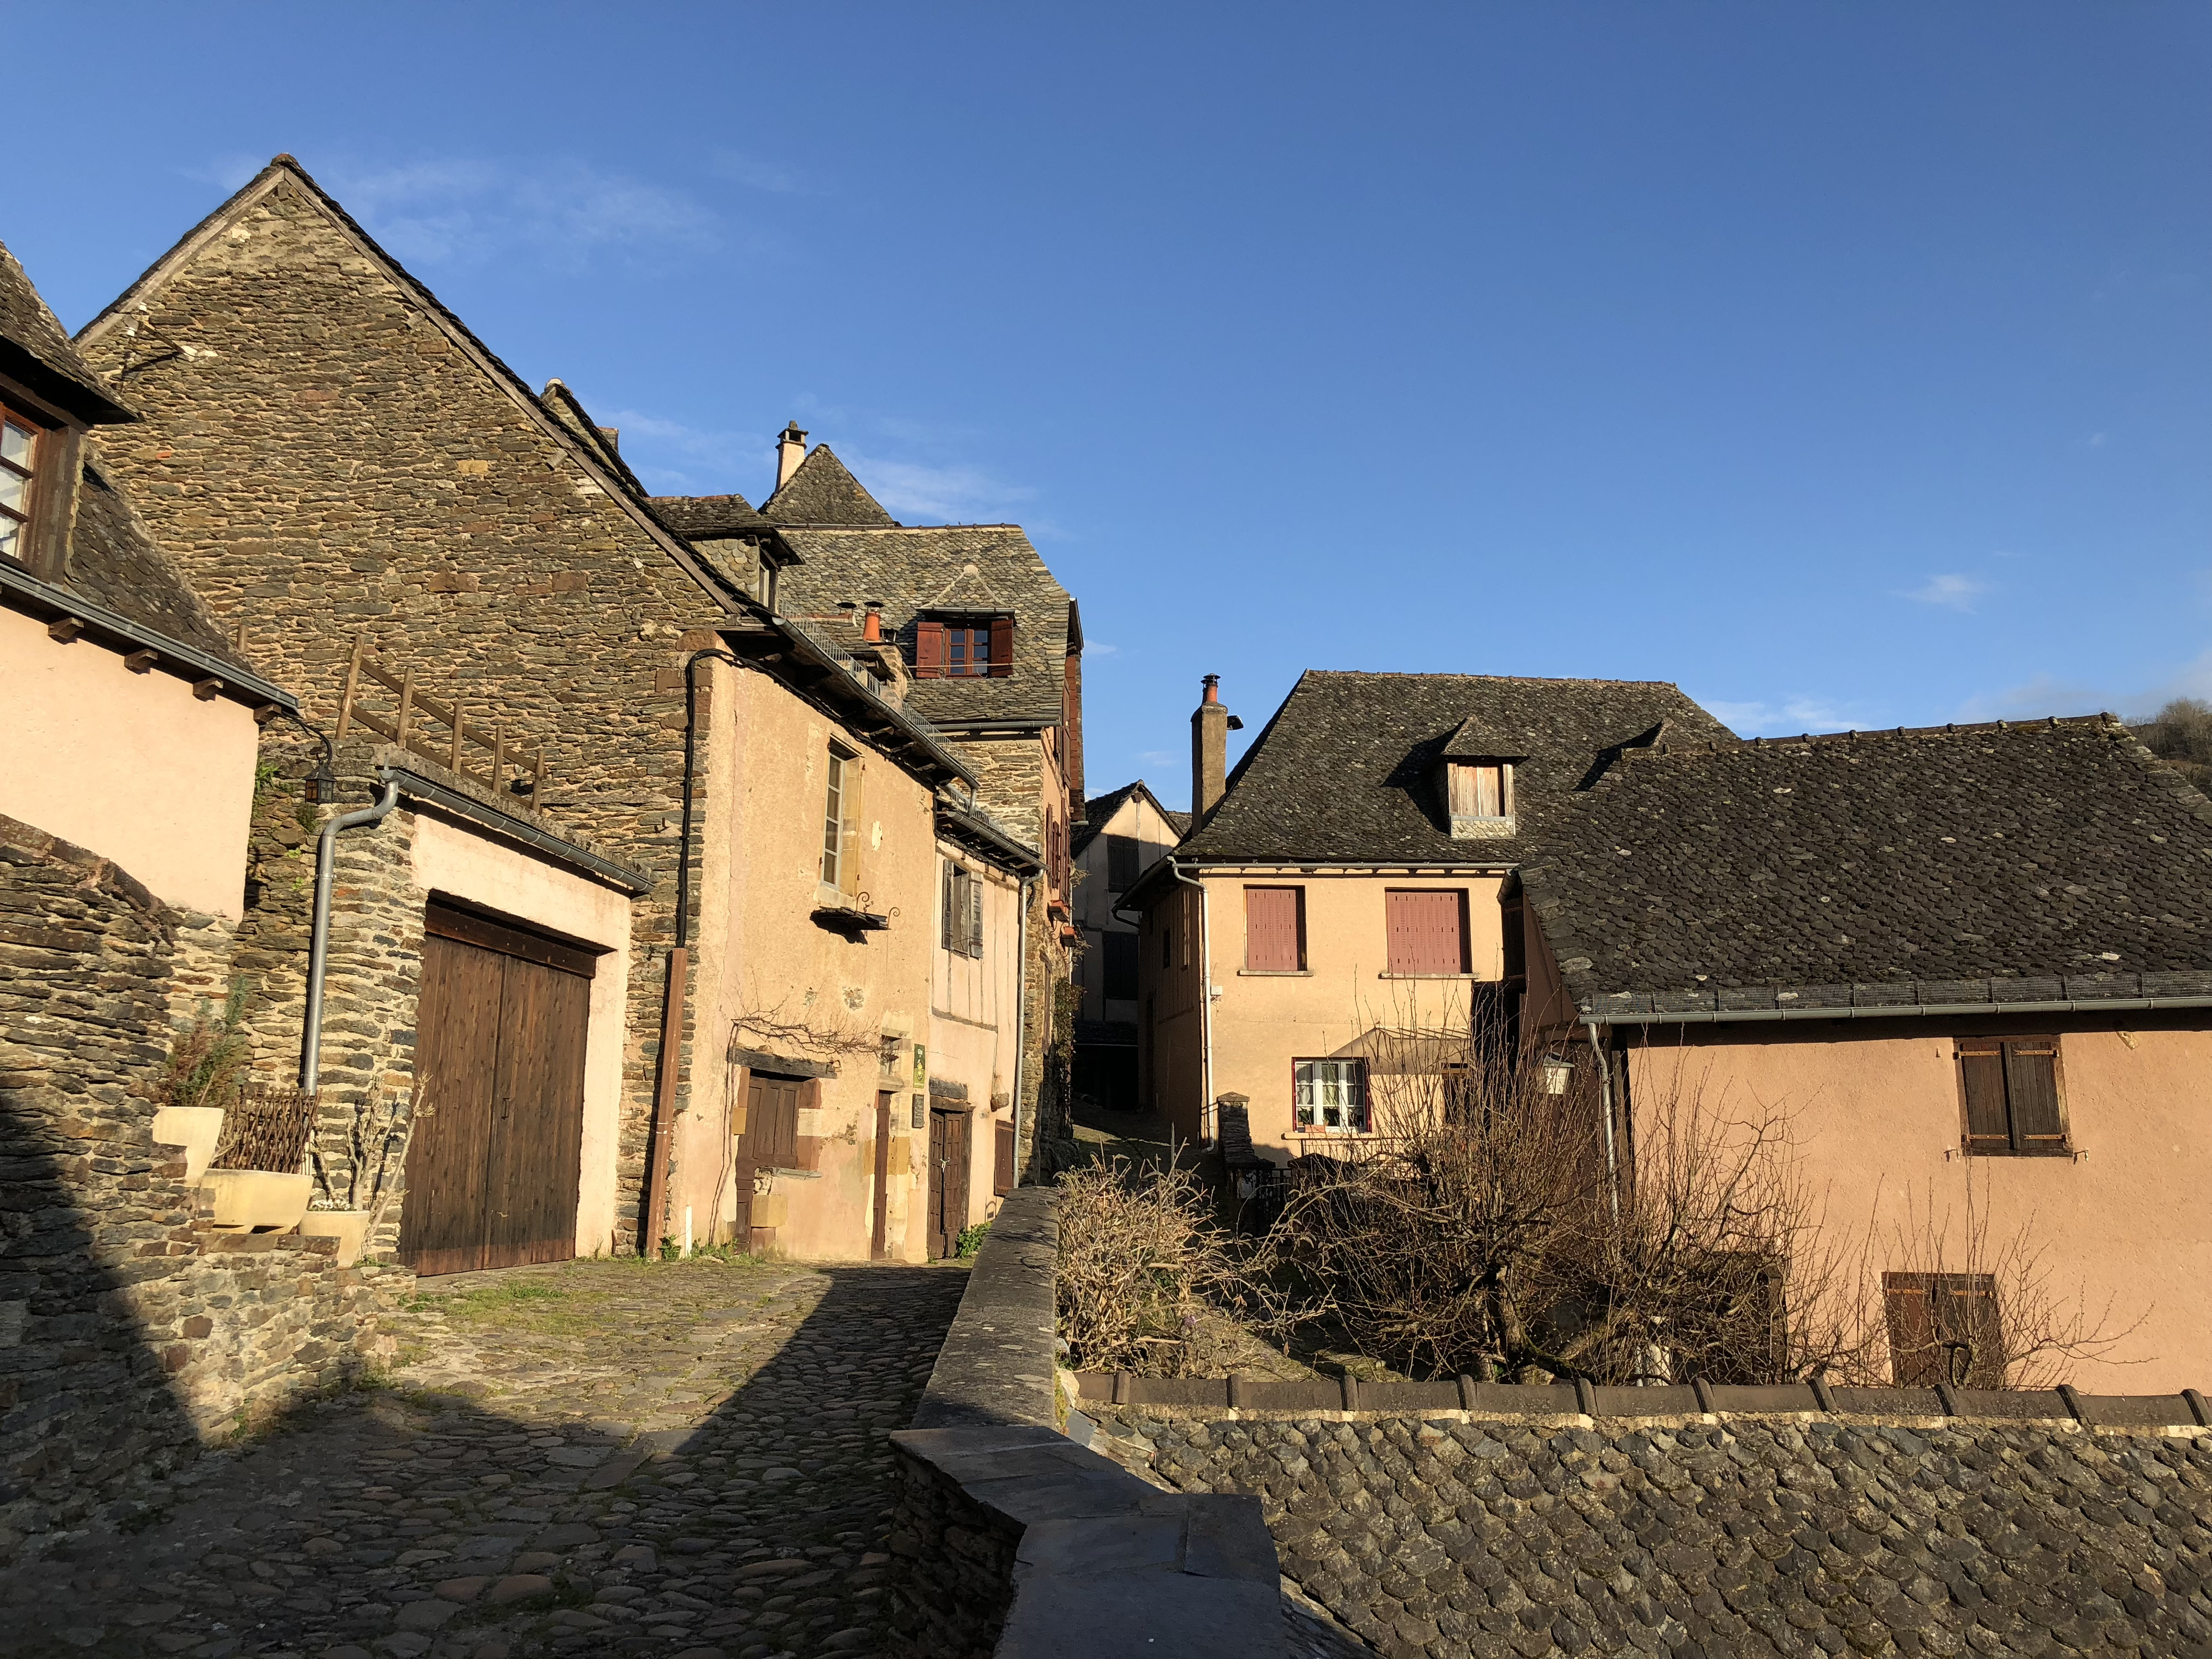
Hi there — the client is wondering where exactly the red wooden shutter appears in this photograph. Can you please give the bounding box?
[1386,890,1467,975]
[916,621,947,677]
[989,616,1015,677]
[1245,887,1302,972]
[2002,1039,2065,1152]
[1957,1040,2011,1152]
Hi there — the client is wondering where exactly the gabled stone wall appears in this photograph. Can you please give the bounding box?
[76,172,735,1250]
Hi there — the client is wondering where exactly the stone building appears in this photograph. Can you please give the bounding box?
[70,155,1025,1263]
[1068,779,1185,1113]
[653,425,1087,1180]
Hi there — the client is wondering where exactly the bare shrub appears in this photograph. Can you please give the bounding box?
[1267,1021,2141,1388]
[2135,697,2212,791]
[150,979,253,1114]
[1056,1157,1276,1376]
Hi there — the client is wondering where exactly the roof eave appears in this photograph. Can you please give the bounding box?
[0,560,295,712]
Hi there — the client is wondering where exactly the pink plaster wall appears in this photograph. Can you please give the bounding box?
[1,612,259,918]
[1626,1024,2212,1394]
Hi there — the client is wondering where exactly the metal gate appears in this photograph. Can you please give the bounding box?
[399,900,593,1275]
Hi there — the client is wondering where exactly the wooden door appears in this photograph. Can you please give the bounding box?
[927,1108,970,1259]
[401,903,594,1275]
[735,1073,803,1249]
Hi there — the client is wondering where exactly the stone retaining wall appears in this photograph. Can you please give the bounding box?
[1086,1400,2212,1659]
[0,813,397,1559]
[886,1187,1297,1658]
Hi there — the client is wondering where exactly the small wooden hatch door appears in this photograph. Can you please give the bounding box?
[400,900,596,1276]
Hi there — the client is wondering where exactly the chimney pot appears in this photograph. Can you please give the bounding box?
[863,602,884,644]
[775,421,809,492]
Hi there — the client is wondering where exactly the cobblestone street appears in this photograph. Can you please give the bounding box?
[2,1259,971,1659]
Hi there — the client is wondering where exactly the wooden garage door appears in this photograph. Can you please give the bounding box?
[400,901,594,1276]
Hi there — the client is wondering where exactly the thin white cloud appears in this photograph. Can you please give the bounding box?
[838,450,1035,523]
[324,159,717,271]
[1950,674,2114,725]
[179,153,268,193]
[1898,573,1990,613]
[1699,695,1868,738]
[1086,642,1121,658]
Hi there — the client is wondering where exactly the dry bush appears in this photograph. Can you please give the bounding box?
[1056,1157,1278,1376]
[150,979,253,1114]
[1267,1021,2141,1389]
[2135,697,2212,791]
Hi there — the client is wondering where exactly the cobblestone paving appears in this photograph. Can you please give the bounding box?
[3,1259,971,1659]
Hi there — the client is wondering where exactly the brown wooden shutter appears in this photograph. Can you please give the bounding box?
[988,616,1015,677]
[1107,834,1139,891]
[916,621,947,677]
[1386,889,1468,975]
[2002,1039,2065,1152]
[994,1118,1016,1194]
[1501,898,1527,983]
[1957,1039,2011,1152]
[1103,931,1140,998]
[966,872,984,955]
[1245,886,1303,972]
[1934,1275,2007,1387]
[1882,1273,1940,1386]
[940,860,956,951]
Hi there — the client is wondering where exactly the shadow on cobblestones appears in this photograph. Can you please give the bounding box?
[2,1258,971,1659]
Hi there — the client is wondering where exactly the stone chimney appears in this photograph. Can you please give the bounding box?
[775,422,808,491]
[1191,674,1238,821]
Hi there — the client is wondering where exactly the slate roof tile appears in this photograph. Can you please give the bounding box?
[1519,716,2212,1010]
[760,445,898,526]
[774,525,1071,727]
[63,452,252,669]
[1180,671,1731,863]
[0,239,132,425]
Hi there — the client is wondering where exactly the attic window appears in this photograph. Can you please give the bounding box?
[916,616,1013,679]
[1447,759,1515,838]
[0,404,39,565]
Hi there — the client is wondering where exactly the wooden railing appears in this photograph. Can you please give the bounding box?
[209,1083,319,1173]
[335,634,550,801]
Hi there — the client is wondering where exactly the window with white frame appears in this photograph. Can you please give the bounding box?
[1294,1058,1369,1134]
[821,745,852,888]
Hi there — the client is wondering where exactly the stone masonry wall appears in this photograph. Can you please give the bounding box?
[0,813,395,1559]
[1090,1405,2212,1659]
[77,173,734,1250]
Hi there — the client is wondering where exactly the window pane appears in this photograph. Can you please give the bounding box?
[821,754,844,884]
[0,473,24,515]
[0,420,32,469]
[0,521,16,561]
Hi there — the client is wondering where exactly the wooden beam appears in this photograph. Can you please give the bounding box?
[124,649,159,674]
[192,679,223,701]
[46,617,84,643]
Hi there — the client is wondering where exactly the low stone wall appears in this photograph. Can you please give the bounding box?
[887,1186,1298,1658]
[0,813,397,1559]
[1087,1399,2212,1659]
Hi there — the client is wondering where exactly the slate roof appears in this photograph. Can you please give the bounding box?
[773,525,1073,727]
[66,453,254,669]
[650,493,765,536]
[759,445,898,526]
[1174,671,1731,865]
[1519,715,2212,1018]
[0,239,132,425]
[1072,779,1188,859]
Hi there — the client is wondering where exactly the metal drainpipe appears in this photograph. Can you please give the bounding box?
[301,775,401,1092]
[1009,872,1036,1182]
[1584,1015,1621,1224]
[1164,859,1214,1136]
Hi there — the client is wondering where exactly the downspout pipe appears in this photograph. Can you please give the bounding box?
[1009,871,1036,1182]
[1584,1016,1620,1224]
[302,774,401,1092]
[1164,859,1214,1139]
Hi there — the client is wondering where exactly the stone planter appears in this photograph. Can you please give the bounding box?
[299,1210,372,1266]
[150,1105,228,1183]
[204,1169,313,1233]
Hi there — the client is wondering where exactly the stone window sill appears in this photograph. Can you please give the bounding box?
[1238,969,1312,977]
[1376,972,1479,980]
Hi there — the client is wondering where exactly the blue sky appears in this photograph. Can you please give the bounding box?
[7,4,2207,807]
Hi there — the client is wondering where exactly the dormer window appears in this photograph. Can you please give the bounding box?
[915,615,1014,679]
[0,403,39,565]
[1446,759,1516,838]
